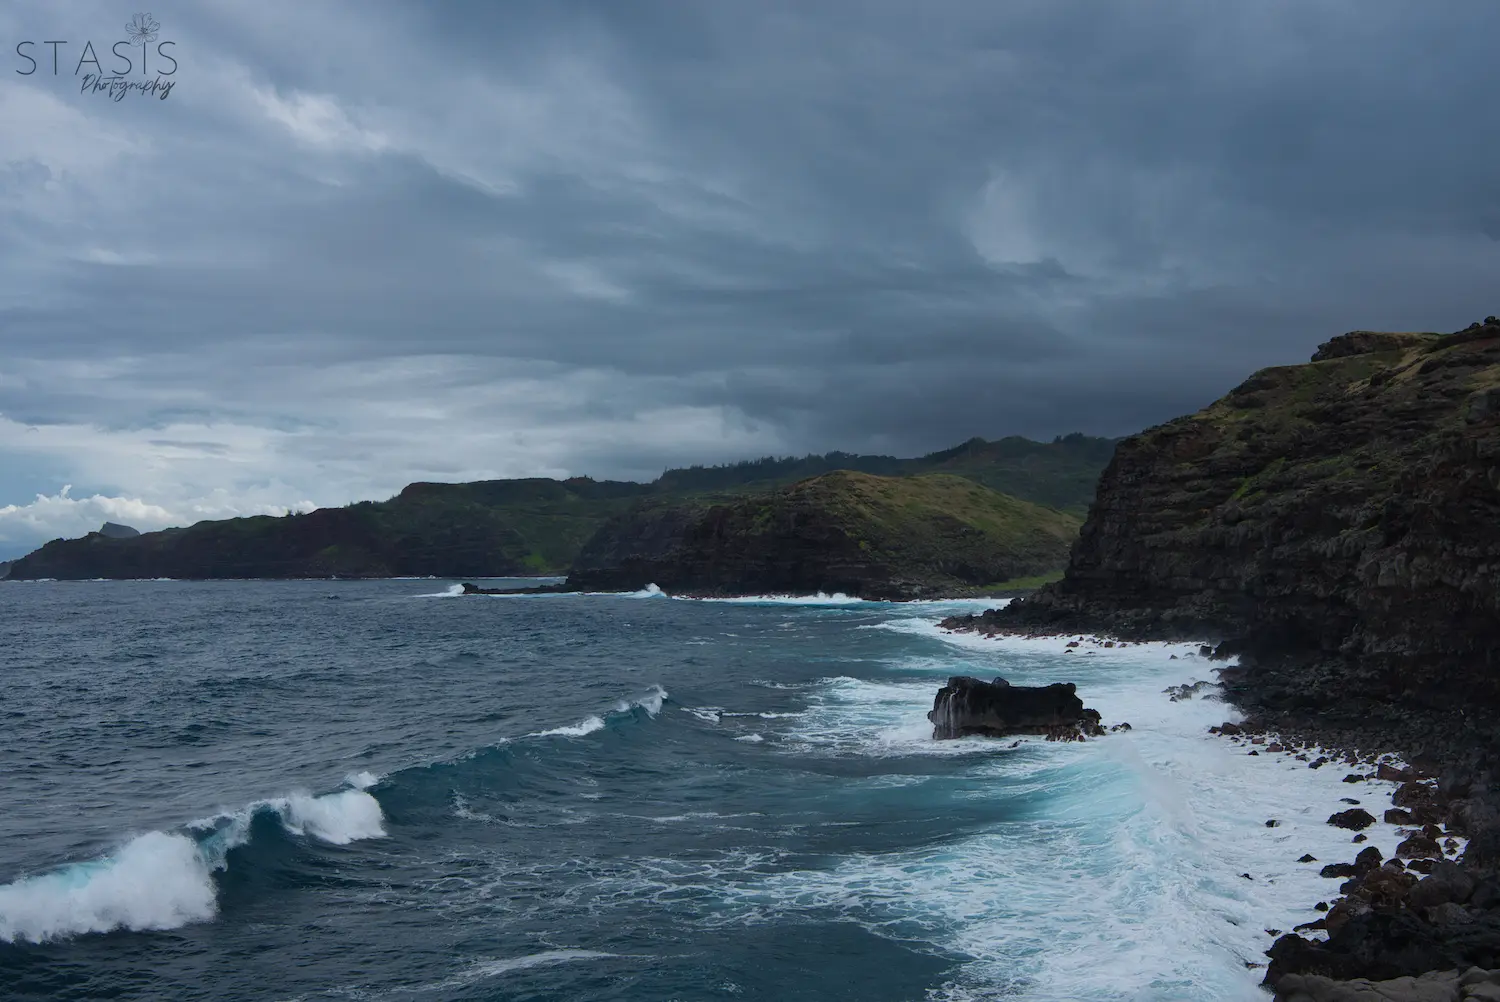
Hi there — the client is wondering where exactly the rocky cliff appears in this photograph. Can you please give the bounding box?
[962,317,1500,764]
[567,471,1080,599]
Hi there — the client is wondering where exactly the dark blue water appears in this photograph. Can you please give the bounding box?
[0,580,1376,1000]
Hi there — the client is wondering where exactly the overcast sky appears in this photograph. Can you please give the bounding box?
[2,1,1498,556]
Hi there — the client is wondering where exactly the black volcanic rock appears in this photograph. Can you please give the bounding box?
[946,318,1500,767]
[97,521,140,539]
[928,676,1104,741]
[929,318,1500,996]
[460,581,571,596]
[1328,809,1377,831]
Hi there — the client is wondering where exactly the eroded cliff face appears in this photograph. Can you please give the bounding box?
[982,319,1500,760]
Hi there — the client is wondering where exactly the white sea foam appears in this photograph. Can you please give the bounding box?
[392,948,624,994]
[534,716,607,738]
[539,658,1427,1000]
[694,591,865,605]
[276,789,386,845]
[452,793,502,824]
[0,831,218,943]
[623,684,669,717]
[473,948,619,976]
[619,583,668,598]
[415,583,467,597]
[0,784,388,943]
[745,630,1434,999]
[529,685,670,738]
[584,587,1011,608]
[723,710,804,719]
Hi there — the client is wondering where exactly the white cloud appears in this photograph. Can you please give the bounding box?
[0,485,315,553]
[541,260,633,302]
[0,84,142,179]
[967,171,1046,267]
[0,351,791,556]
[252,87,392,152]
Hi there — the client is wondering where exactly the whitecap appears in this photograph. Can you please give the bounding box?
[0,783,389,943]
[533,716,607,738]
[275,789,386,845]
[0,831,218,943]
[527,685,669,739]
[473,948,619,976]
[414,583,467,598]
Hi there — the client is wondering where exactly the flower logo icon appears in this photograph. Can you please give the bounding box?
[126,13,159,45]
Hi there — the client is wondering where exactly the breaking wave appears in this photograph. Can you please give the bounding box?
[0,778,387,944]
[528,685,669,738]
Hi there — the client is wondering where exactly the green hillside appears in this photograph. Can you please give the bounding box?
[6,434,1115,580]
[567,471,1083,599]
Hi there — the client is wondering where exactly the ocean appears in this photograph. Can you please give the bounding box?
[0,580,1412,1000]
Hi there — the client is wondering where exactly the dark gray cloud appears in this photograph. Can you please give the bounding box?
[2,0,1499,554]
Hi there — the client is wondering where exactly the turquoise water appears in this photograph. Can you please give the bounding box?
[0,580,1405,1000]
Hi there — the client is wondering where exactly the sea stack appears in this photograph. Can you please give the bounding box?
[929,676,1105,741]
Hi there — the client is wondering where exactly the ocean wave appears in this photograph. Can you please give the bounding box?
[534,716,607,738]
[692,591,864,605]
[404,949,624,994]
[0,778,387,944]
[731,657,1430,998]
[415,583,468,597]
[576,586,1019,608]
[0,831,218,944]
[527,685,669,739]
[473,948,620,976]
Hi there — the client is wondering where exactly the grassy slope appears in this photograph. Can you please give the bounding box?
[568,471,1082,597]
[777,471,1079,574]
[8,435,1113,580]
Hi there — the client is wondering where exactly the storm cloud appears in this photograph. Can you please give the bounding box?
[2,0,1498,554]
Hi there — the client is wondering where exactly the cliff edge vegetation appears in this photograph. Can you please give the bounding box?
[567,471,1080,600]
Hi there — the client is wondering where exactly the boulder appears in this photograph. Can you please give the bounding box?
[928,676,1105,741]
[1329,808,1378,831]
[1398,834,1445,860]
[1272,969,1461,1001]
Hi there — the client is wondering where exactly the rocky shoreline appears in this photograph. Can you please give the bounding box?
[938,617,1500,1000]
[458,580,1057,601]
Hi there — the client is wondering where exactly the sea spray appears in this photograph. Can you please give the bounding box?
[0,783,388,943]
[0,831,218,943]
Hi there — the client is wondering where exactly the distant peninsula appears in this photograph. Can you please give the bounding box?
[4,434,1115,593]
